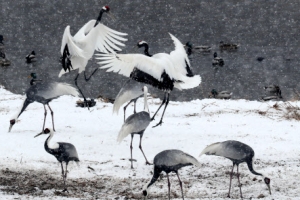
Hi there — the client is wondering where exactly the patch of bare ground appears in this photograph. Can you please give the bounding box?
[0,159,298,199]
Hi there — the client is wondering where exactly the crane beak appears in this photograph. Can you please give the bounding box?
[107,12,116,21]
[267,184,271,195]
[8,124,13,132]
[34,132,43,138]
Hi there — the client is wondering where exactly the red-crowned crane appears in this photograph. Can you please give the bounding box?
[113,41,152,121]
[59,6,127,106]
[96,33,201,127]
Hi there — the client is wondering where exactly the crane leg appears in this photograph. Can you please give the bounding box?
[133,97,139,114]
[84,68,98,81]
[227,163,235,198]
[236,165,243,198]
[139,134,151,165]
[153,93,169,128]
[74,74,89,109]
[151,92,167,121]
[61,162,65,182]
[167,173,171,200]
[42,105,47,132]
[176,171,185,200]
[61,162,69,193]
[123,98,138,122]
[47,104,55,131]
[130,134,134,169]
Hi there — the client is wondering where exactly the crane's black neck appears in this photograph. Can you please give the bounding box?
[139,43,152,57]
[143,45,152,57]
[146,166,162,189]
[17,98,32,118]
[246,159,263,176]
[94,9,105,27]
[44,132,55,155]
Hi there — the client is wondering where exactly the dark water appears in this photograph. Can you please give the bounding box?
[1,0,300,101]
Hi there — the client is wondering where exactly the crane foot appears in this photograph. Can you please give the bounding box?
[146,161,153,165]
[62,188,69,193]
[152,121,163,128]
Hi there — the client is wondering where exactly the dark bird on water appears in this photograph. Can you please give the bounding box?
[35,128,79,192]
[219,41,239,50]
[29,72,42,85]
[212,52,224,66]
[9,81,79,132]
[200,140,271,198]
[264,84,282,98]
[0,35,4,44]
[26,51,36,63]
[209,89,232,99]
[184,41,211,55]
[142,149,200,200]
[117,86,151,169]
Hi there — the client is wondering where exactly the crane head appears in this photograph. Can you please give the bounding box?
[8,119,16,132]
[142,189,148,198]
[34,128,51,138]
[264,177,271,195]
[102,6,110,12]
[137,41,148,48]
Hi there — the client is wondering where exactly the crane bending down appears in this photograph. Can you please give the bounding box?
[35,128,79,192]
[113,41,152,121]
[9,82,79,132]
[96,33,201,127]
[143,149,200,200]
[58,6,127,105]
[200,140,271,198]
[117,86,151,169]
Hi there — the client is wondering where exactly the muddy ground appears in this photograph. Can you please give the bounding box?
[0,159,298,199]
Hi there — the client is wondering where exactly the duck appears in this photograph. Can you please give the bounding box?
[257,57,265,62]
[26,51,36,63]
[0,35,4,50]
[261,96,282,101]
[263,84,282,98]
[0,51,11,66]
[28,73,42,85]
[219,41,239,50]
[184,42,211,55]
[212,52,224,66]
[209,89,232,99]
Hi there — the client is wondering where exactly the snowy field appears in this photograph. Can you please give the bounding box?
[0,85,300,199]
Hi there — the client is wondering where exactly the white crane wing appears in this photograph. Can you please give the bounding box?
[96,53,174,80]
[73,19,127,54]
[168,33,192,76]
[61,26,86,58]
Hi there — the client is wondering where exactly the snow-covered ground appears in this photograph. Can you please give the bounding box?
[0,85,299,199]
